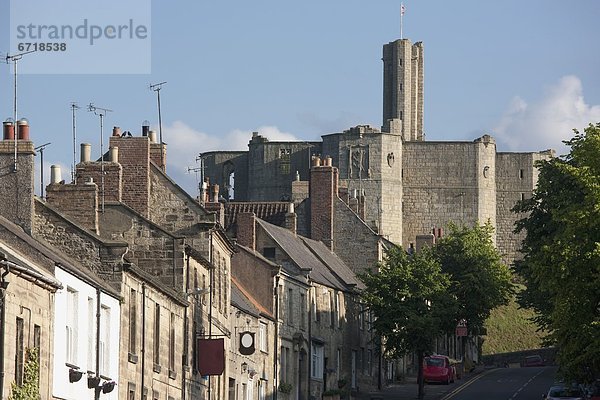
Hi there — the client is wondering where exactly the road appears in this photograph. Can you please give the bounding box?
[442,366,557,400]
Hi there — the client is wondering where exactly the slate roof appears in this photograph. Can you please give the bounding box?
[0,215,120,298]
[225,202,289,231]
[256,219,360,292]
[300,237,364,290]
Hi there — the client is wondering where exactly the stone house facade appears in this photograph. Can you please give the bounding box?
[229,276,277,400]
[0,216,62,400]
[235,212,376,399]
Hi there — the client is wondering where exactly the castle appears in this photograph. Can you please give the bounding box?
[201,38,553,265]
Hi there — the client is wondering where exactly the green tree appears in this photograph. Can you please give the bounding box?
[434,223,514,338]
[360,246,452,399]
[9,347,40,400]
[514,123,600,382]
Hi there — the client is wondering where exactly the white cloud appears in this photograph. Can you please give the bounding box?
[492,75,600,154]
[163,121,298,195]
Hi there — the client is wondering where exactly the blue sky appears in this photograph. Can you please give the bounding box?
[1,0,599,196]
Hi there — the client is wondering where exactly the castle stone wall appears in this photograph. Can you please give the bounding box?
[495,151,551,264]
[402,141,483,248]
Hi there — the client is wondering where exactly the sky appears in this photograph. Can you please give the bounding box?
[1,0,599,196]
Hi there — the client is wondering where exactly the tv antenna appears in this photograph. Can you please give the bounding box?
[149,81,166,168]
[71,103,80,184]
[34,142,51,200]
[5,49,35,172]
[87,103,112,213]
[187,155,205,200]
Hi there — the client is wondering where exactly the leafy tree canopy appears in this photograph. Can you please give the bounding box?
[360,246,453,398]
[360,246,452,359]
[513,123,600,382]
[434,222,514,334]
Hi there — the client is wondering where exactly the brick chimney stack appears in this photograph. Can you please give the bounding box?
[237,212,256,250]
[284,203,297,235]
[76,143,123,204]
[108,133,151,217]
[0,118,35,233]
[46,165,100,235]
[310,155,338,250]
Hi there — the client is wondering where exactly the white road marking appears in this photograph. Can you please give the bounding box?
[508,369,545,400]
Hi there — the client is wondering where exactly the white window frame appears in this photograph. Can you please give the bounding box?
[311,342,324,379]
[259,321,267,352]
[99,305,110,375]
[66,287,78,365]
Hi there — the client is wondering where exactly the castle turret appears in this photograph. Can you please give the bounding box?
[382,39,424,141]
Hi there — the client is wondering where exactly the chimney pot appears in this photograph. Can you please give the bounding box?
[109,146,119,163]
[324,156,332,167]
[212,184,219,203]
[50,165,61,184]
[81,143,91,162]
[3,119,15,140]
[312,155,321,167]
[112,126,121,137]
[149,130,157,143]
[17,118,30,140]
[142,120,150,136]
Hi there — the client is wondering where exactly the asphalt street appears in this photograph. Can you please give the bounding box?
[357,366,558,400]
[440,366,557,400]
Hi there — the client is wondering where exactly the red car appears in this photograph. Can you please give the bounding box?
[423,355,455,385]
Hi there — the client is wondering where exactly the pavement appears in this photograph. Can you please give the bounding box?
[353,365,489,400]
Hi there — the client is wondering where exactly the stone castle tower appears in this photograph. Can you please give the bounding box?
[382,39,424,141]
[200,37,553,265]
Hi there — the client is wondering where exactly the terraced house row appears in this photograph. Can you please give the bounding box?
[0,120,382,400]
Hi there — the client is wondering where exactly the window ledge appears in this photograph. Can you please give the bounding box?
[128,353,139,364]
[169,369,177,380]
[153,364,161,373]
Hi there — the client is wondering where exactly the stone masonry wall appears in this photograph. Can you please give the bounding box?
[46,182,99,234]
[495,152,551,264]
[148,170,215,237]
[402,141,482,249]
[119,272,186,400]
[310,165,337,249]
[76,161,122,203]
[34,200,127,277]
[328,132,403,244]
[201,151,249,201]
[2,272,55,400]
[231,247,276,314]
[248,139,318,201]
[0,141,35,234]
[99,205,185,288]
[333,199,381,275]
[110,136,150,217]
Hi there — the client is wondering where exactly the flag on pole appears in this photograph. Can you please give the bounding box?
[400,3,406,39]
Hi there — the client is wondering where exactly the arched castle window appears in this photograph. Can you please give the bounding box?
[222,161,235,201]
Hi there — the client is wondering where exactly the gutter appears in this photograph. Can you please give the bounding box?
[0,265,10,400]
[0,256,62,400]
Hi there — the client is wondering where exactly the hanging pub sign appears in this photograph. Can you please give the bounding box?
[239,331,255,355]
[197,338,225,375]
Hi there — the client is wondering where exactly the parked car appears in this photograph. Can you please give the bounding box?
[522,354,544,367]
[423,355,455,385]
[583,380,600,400]
[542,384,584,400]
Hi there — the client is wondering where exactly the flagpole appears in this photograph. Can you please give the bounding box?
[400,3,404,39]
